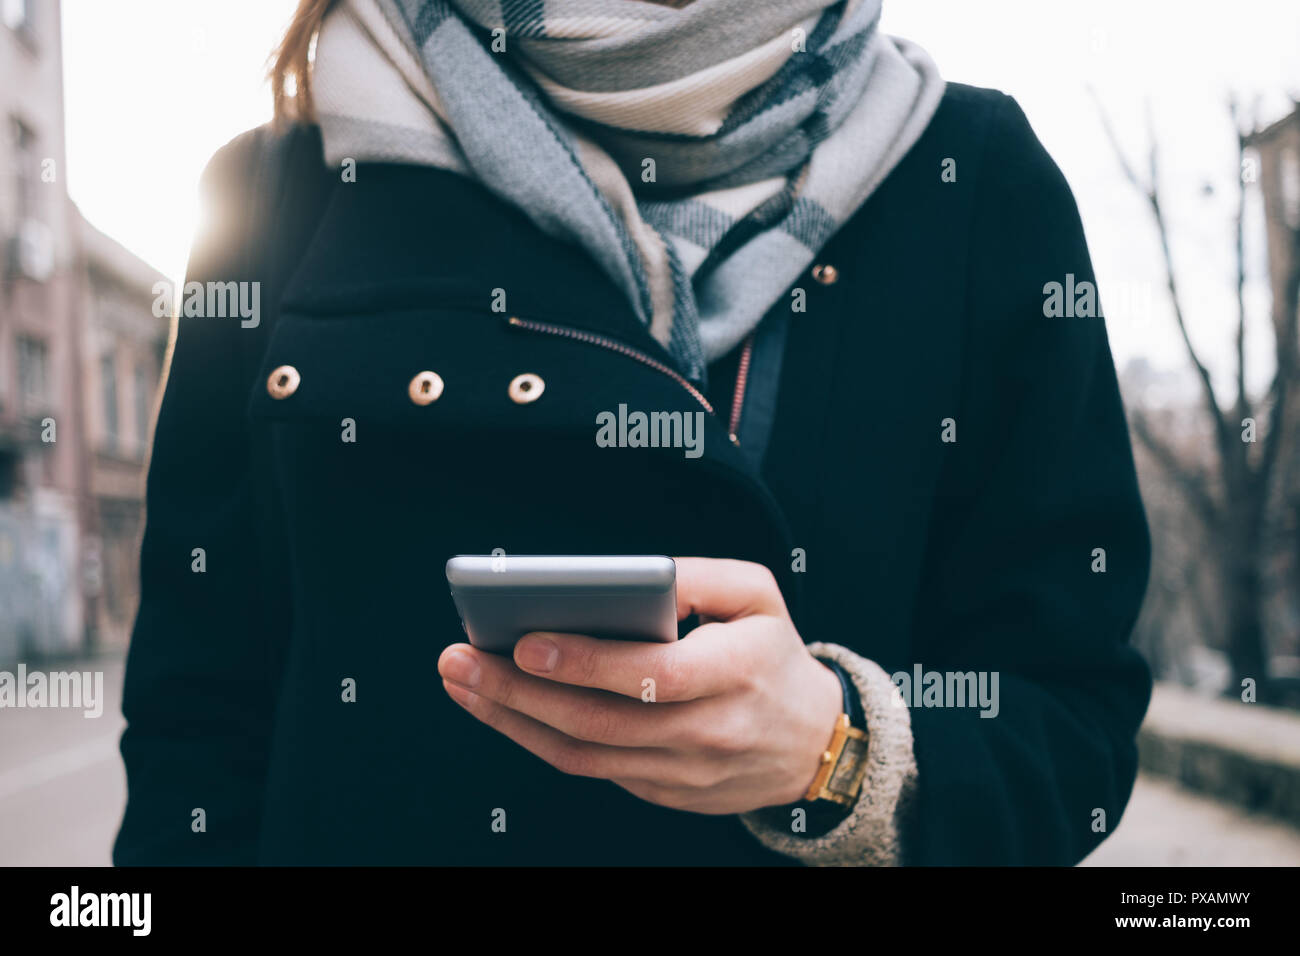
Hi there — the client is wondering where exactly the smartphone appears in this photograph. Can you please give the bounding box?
[445,555,678,654]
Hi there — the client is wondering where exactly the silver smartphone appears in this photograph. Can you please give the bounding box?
[445,555,678,654]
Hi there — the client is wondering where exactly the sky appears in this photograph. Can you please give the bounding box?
[60,0,1300,401]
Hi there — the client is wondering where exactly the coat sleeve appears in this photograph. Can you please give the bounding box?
[113,132,288,865]
[901,92,1152,864]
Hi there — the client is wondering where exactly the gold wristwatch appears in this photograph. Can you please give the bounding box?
[804,660,870,807]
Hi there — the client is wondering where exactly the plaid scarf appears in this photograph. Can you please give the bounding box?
[314,0,943,382]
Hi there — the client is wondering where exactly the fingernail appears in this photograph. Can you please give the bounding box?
[440,650,481,688]
[516,635,559,673]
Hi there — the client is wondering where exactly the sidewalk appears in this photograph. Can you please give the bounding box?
[0,655,125,866]
[1138,682,1300,825]
[1082,773,1300,866]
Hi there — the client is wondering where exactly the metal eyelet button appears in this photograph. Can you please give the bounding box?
[267,365,300,399]
[508,373,545,404]
[811,263,839,285]
[408,371,444,405]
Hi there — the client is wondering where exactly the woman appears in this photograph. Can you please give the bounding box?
[114,0,1152,866]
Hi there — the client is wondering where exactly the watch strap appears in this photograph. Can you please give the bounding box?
[801,657,870,814]
[821,658,864,727]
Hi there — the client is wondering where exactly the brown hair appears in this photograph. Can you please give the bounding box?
[270,0,336,126]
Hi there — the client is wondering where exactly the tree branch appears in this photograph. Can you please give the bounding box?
[1130,408,1221,526]
[1090,90,1236,463]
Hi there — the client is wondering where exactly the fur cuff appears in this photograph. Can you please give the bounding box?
[740,643,916,865]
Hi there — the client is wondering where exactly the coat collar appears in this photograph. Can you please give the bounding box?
[280,162,683,372]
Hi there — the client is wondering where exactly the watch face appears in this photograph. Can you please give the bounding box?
[827,734,870,798]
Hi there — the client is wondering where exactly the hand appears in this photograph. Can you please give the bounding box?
[437,557,844,814]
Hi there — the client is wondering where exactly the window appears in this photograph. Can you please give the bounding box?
[16,335,48,410]
[2,0,30,33]
[133,362,152,451]
[1281,146,1300,231]
[100,353,119,450]
[12,117,40,221]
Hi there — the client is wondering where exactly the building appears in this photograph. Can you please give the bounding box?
[1244,102,1300,672]
[1244,103,1300,348]
[0,0,167,664]
[77,216,167,650]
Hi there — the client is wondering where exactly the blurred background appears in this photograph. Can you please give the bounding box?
[1,0,1299,865]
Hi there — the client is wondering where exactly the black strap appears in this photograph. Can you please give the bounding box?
[817,656,865,730]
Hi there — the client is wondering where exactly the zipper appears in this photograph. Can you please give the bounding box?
[728,333,756,445]
[506,315,719,419]
[507,314,795,610]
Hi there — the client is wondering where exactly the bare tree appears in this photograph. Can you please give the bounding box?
[1094,94,1300,699]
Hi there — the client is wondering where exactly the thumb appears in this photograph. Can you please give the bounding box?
[672,557,786,623]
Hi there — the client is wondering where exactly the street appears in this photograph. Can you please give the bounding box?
[2,653,1299,866]
[0,655,126,866]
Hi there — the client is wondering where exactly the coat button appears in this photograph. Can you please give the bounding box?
[408,371,444,405]
[508,373,545,404]
[811,263,839,285]
[267,365,300,399]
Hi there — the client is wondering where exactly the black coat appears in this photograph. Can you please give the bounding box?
[114,83,1152,866]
